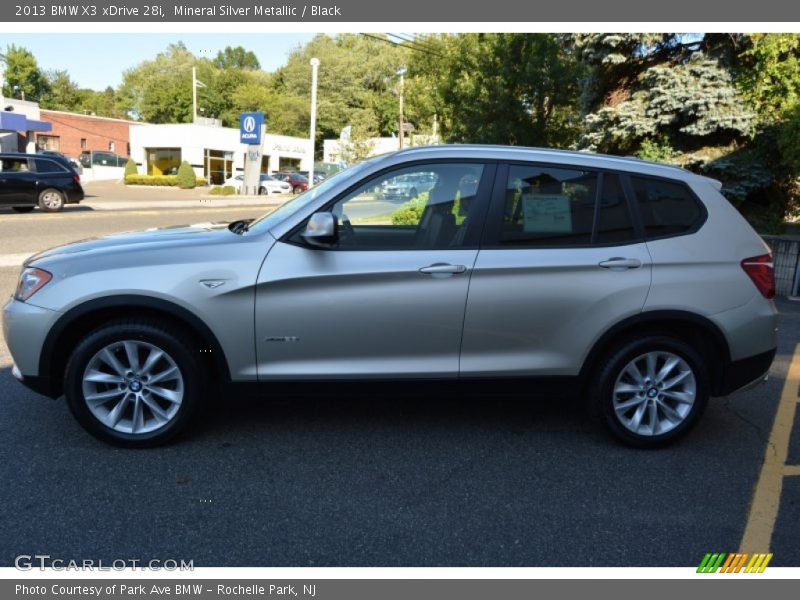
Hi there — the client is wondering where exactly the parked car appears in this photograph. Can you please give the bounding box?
[79,150,128,169]
[37,150,83,175]
[297,170,327,185]
[223,174,292,195]
[0,152,84,213]
[3,145,776,447]
[273,172,309,194]
[381,171,437,200]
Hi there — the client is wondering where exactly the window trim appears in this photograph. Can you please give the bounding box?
[282,159,498,252]
[622,172,708,242]
[480,161,643,250]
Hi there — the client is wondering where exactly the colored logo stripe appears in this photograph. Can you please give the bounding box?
[697,552,773,573]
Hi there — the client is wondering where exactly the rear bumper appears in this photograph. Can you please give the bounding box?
[716,347,776,396]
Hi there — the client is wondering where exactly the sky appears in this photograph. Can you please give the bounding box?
[1,33,317,90]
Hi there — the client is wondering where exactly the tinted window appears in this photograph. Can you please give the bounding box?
[33,158,68,173]
[0,158,31,173]
[630,176,702,238]
[595,174,636,244]
[325,163,485,250]
[499,165,598,246]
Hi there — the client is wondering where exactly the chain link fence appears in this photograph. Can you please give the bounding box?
[763,235,800,298]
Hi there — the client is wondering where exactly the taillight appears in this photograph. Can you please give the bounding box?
[741,254,775,299]
[73,174,80,183]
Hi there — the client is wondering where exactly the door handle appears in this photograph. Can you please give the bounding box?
[598,257,642,270]
[419,263,467,275]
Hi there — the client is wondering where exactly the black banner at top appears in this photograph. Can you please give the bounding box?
[1,0,799,22]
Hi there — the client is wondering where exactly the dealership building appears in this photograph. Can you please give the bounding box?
[129,123,312,185]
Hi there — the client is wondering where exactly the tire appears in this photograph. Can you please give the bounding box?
[12,206,35,213]
[64,319,207,447]
[292,186,302,195]
[588,335,709,448]
[258,186,268,196]
[38,188,65,212]
[409,187,418,198]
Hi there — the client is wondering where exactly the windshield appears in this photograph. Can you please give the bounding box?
[246,158,382,234]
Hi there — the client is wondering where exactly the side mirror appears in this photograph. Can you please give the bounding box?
[302,212,337,245]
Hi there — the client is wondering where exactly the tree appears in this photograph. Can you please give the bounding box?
[117,43,196,123]
[1,44,50,101]
[275,34,409,151]
[213,46,260,70]
[42,69,81,111]
[408,33,584,147]
[736,34,800,122]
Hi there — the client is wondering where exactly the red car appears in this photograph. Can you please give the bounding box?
[274,172,309,194]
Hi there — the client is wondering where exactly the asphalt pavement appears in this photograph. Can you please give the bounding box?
[0,198,799,567]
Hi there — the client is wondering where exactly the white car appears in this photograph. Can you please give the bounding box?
[223,174,292,195]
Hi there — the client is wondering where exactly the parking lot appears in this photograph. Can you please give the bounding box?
[1,185,799,567]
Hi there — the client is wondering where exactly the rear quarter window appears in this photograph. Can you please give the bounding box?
[630,176,703,239]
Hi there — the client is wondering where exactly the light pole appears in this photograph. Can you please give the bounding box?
[308,57,320,187]
[397,67,407,149]
[192,66,206,123]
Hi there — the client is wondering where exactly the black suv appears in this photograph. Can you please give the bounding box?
[0,153,84,213]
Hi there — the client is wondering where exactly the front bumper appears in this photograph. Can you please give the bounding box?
[3,297,61,394]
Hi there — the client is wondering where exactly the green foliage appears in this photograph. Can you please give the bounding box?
[125,174,205,186]
[213,46,260,70]
[408,33,584,147]
[208,185,236,196]
[737,34,800,122]
[176,161,196,189]
[636,138,677,163]
[390,194,429,225]
[778,103,800,175]
[2,44,50,101]
[124,158,138,177]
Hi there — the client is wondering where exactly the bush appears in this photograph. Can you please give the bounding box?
[124,158,138,177]
[209,185,236,196]
[390,193,429,225]
[176,161,197,189]
[125,174,207,187]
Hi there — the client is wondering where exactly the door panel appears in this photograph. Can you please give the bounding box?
[254,161,493,380]
[460,163,651,377]
[255,243,477,379]
[460,245,651,376]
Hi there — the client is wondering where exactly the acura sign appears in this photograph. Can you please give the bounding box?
[239,112,264,144]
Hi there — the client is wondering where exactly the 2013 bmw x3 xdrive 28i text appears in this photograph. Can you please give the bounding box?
[2,146,777,447]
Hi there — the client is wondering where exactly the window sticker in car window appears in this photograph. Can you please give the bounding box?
[522,194,572,233]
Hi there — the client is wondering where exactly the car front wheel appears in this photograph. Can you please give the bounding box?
[64,319,206,447]
[589,336,709,448]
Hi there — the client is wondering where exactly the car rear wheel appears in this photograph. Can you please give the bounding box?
[588,335,709,448]
[292,186,302,194]
[12,206,34,213]
[258,186,268,195]
[38,188,65,212]
[64,319,206,447]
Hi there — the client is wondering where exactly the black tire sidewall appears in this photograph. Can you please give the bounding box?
[64,321,205,447]
[38,188,65,212]
[592,336,709,448]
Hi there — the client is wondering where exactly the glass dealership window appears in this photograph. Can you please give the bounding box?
[36,135,60,152]
[145,148,181,176]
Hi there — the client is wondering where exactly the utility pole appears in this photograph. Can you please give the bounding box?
[397,67,406,149]
[192,66,197,123]
[309,57,320,187]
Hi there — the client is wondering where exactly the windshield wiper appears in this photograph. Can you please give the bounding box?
[228,219,254,234]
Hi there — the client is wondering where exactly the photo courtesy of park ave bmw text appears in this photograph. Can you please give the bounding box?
[1,0,800,595]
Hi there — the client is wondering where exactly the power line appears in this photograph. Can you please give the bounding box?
[360,33,444,58]
[389,33,443,55]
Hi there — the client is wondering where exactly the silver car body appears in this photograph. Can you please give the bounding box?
[3,145,777,395]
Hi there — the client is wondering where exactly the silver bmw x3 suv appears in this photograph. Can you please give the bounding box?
[3,146,778,447]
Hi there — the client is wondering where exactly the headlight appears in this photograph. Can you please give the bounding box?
[14,267,52,302]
